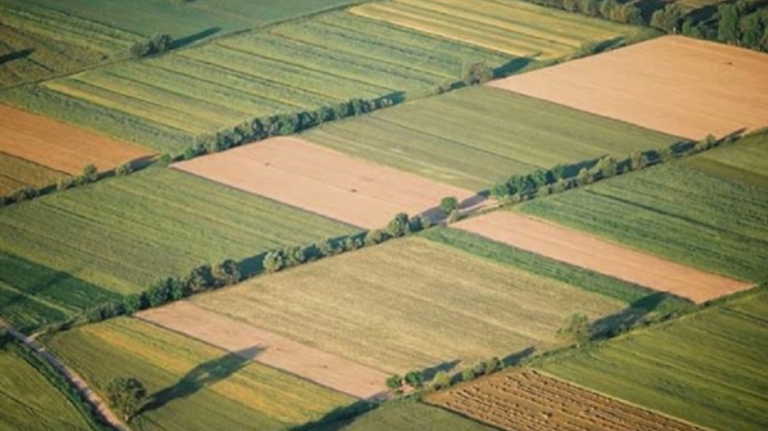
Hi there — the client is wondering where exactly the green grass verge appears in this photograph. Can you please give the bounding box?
[533,288,768,431]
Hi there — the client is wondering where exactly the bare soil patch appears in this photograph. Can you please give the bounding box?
[490,36,768,140]
[0,103,152,175]
[428,368,706,431]
[455,211,751,303]
[173,137,482,228]
[137,301,389,400]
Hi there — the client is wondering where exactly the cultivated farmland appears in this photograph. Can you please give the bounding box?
[351,0,641,58]
[429,368,706,431]
[0,342,93,431]
[491,35,768,139]
[332,401,497,431]
[455,211,751,303]
[0,103,152,175]
[1,10,510,152]
[194,238,622,373]
[0,152,69,196]
[0,169,355,331]
[304,86,681,189]
[518,132,768,282]
[45,317,353,431]
[174,137,481,228]
[535,289,768,431]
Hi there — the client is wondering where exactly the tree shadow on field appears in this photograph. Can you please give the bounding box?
[140,346,263,414]
[171,27,222,49]
[0,49,34,66]
[289,400,377,431]
[502,346,536,367]
[493,57,537,78]
[590,292,692,339]
[421,359,461,381]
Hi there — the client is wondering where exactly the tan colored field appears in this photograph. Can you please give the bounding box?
[137,302,388,400]
[428,368,706,431]
[0,104,152,175]
[0,152,70,195]
[490,36,768,140]
[173,137,482,228]
[194,238,622,373]
[455,211,751,303]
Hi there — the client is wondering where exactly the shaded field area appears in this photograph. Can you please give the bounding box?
[0,152,70,195]
[174,137,480,229]
[0,341,94,431]
[44,317,353,431]
[351,0,640,58]
[428,368,706,431]
[518,132,768,283]
[491,36,768,139]
[195,238,622,374]
[0,11,511,152]
[0,103,152,176]
[0,169,355,331]
[535,289,768,431]
[304,86,681,190]
[455,211,751,303]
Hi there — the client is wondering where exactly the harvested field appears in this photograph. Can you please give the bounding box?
[535,290,768,431]
[0,152,69,195]
[0,169,355,331]
[137,302,389,400]
[519,132,768,283]
[174,137,481,229]
[429,368,706,431]
[455,211,751,303]
[195,238,622,373]
[0,104,152,175]
[45,317,353,431]
[351,0,640,58]
[490,35,768,140]
[304,86,680,189]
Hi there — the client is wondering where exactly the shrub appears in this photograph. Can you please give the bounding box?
[115,162,133,177]
[404,370,423,388]
[440,196,459,215]
[461,367,476,382]
[429,371,453,391]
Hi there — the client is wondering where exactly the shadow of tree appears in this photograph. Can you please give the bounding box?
[421,359,461,381]
[140,346,263,414]
[289,400,376,431]
[502,346,536,367]
[591,292,692,338]
[171,27,222,49]
[0,49,34,66]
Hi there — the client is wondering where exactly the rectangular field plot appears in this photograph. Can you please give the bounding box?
[0,169,355,331]
[335,401,497,431]
[428,369,706,431]
[491,35,768,139]
[174,137,480,229]
[2,11,511,152]
[518,133,768,283]
[455,211,751,303]
[0,342,94,431]
[0,152,70,195]
[304,87,680,190]
[194,238,623,374]
[535,290,768,431]
[351,0,641,59]
[0,104,152,176]
[45,317,353,431]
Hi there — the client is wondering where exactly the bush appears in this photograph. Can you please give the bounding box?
[461,367,476,382]
[387,213,410,238]
[429,371,453,391]
[115,162,133,176]
[404,370,423,388]
[386,374,403,393]
[440,196,459,215]
[57,177,75,191]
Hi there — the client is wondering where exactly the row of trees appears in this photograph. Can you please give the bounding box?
[386,356,506,397]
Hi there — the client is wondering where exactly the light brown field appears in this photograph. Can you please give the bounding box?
[428,368,706,431]
[0,151,70,195]
[489,36,768,140]
[0,103,152,175]
[137,302,389,400]
[173,137,483,229]
[455,211,752,303]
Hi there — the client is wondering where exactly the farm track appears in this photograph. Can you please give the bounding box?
[0,318,130,431]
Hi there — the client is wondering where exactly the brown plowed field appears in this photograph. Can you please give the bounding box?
[428,368,706,431]
[0,104,152,175]
[489,36,768,140]
[173,137,483,228]
[455,211,751,303]
[137,301,389,400]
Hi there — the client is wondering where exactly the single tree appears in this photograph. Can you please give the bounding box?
[386,374,403,394]
[462,61,494,85]
[106,377,147,421]
[387,213,410,238]
[440,196,459,215]
[557,313,591,346]
[404,370,423,388]
[461,367,476,382]
[263,250,286,274]
[429,371,452,391]
[115,162,133,177]
[718,3,741,42]
[82,164,99,183]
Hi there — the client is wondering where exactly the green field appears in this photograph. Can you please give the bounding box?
[303,87,680,190]
[0,11,511,153]
[0,341,93,431]
[0,152,70,195]
[195,238,622,373]
[351,0,641,58]
[518,132,768,282]
[0,168,356,331]
[535,289,768,431]
[45,318,352,431]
